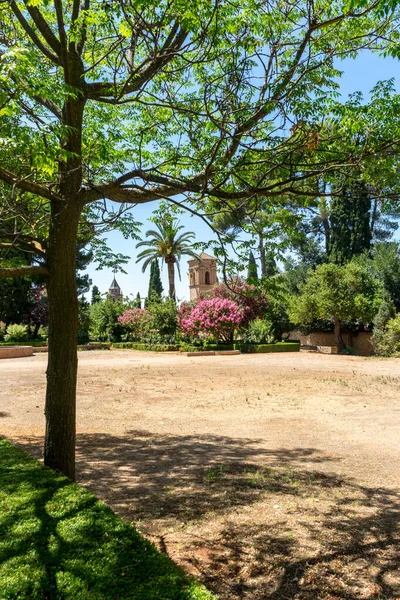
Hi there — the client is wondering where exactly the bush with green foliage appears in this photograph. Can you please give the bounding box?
[148,299,177,338]
[89,296,127,342]
[372,313,400,357]
[372,298,397,356]
[77,298,91,344]
[242,319,275,344]
[0,321,6,341]
[4,323,29,342]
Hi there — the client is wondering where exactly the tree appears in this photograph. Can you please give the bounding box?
[289,262,383,350]
[136,218,198,299]
[247,251,258,283]
[91,286,101,304]
[146,260,163,304]
[328,180,372,264]
[133,293,141,309]
[1,0,399,479]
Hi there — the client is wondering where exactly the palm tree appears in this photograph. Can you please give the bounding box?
[136,218,199,299]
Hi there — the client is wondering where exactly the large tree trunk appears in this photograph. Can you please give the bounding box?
[334,318,344,352]
[44,200,83,480]
[167,259,175,299]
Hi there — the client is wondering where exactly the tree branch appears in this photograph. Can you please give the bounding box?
[23,0,62,57]
[10,1,61,65]
[0,265,48,278]
[0,166,62,202]
[85,26,187,100]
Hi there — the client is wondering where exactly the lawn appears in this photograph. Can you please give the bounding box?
[0,438,214,600]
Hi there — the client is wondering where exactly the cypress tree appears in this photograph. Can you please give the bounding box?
[91,285,101,304]
[264,249,277,278]
[146,260,163,305]
[247,251,258,283]
[134,292,141,308]
[329,180,371,264]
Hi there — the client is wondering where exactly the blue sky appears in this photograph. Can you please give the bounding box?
[85,52,400,303]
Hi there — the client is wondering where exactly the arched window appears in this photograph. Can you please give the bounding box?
[205,271,210,285]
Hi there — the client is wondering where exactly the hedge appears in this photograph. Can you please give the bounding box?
[112,341,300,353]
[112,342,178,352]
[237,342,300,353]
[0,340,47,347]
[0,438,214,600]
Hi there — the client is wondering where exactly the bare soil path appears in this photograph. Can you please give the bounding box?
[1,350,399,599]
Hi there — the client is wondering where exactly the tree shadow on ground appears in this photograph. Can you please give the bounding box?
[0,439,213,600]
[11,431,400,600]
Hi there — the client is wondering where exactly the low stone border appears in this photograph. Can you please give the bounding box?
[0,346,34,359]
[186,350,241,357]
[317,345,338,354]
[33,343,112,354]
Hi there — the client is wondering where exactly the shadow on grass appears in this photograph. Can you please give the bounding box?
[10,431,400,600]
[0,438,213,600]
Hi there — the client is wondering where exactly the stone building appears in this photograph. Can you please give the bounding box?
[108,276,123,301]
[188,252,218,301]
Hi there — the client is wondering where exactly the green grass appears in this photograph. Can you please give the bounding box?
[0,439,215,600]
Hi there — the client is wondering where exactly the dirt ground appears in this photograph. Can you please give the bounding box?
[1,349,400,599]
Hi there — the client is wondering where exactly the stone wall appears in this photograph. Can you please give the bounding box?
[289,331,374,356]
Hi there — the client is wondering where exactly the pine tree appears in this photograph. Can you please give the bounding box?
[91,285,101,304]
[247,251,258,283]
[329,180,372,264]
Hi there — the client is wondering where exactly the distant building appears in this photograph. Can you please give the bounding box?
[188,252,218,301]
[108,276,123,301]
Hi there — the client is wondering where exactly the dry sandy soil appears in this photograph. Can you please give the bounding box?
[1,349,400,599]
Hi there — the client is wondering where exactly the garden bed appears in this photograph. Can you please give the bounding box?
[0,346,34,359]
[0,438,213,600]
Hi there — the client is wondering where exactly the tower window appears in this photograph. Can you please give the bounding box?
[205,271,210,285]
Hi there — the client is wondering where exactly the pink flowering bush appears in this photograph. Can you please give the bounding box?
[179,297,243,343]
[118,308,152,340]
[205,279,268,327]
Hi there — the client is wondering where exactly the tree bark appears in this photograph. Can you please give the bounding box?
[334,318,344,352]
[44,199,83,480]
[166,259,175,299]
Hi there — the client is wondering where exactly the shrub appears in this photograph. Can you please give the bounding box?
[373,312,400,356]
[0,322,6,341]
[37,325,48,340]
[148,299,177,337]
[118,308,152,340]
[4,323,29,342]
[205,279,268,328]
[90,297,126,342]
[179,297,243,343]
[242,318,275,344]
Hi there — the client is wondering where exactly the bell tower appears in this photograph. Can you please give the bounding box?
[108,273,123,301]
[188,252,218,301]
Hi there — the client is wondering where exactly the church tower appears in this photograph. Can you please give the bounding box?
[108,275,123,301]
[188,252,218,301]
